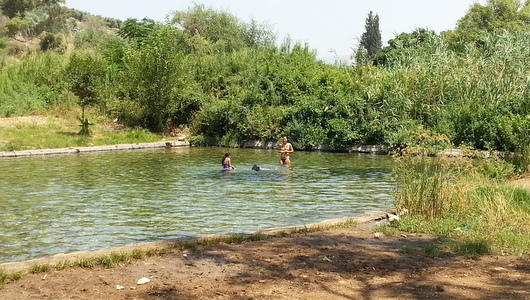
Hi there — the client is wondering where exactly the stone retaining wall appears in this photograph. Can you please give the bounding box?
[243,140,389,154]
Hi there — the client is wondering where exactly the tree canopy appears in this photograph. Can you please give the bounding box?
[445,0,530,50]
[0,0,64,18]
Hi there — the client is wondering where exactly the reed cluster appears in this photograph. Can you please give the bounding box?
[394,154,530,256]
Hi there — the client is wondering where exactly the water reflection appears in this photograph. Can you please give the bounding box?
[0,148,395,263]
[221,169,233,180]
[278,165,293,182]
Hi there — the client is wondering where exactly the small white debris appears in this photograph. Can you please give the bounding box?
[116,285,125,290]
[322,256,333,262]
[374,232,381,238]
[387,213,400,222]
[137,277,151,285]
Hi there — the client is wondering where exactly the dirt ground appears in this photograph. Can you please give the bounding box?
[2,116,530,299]
[2,213,530,300]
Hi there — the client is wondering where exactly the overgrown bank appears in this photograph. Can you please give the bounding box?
[389,153,530,257]
[1,2,529,161]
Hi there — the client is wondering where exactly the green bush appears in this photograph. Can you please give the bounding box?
[39,32,65,52]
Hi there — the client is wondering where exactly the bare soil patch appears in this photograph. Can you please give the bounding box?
[3,220,530,300]
[512,176,530,190]
[0,116,51,127]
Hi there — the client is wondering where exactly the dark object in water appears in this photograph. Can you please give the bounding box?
[252,164,260,171]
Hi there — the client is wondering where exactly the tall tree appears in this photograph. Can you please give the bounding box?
[457,0,530,32]
[117,18,158,46]
[445,0,530,50]
[356,11,382,64]
[171,4,246,53]
[65,53,106,135]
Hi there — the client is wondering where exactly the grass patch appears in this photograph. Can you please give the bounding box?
[457,242,490,257]
[54,260,74,270]
[393,155,530,257]
[100,252,131,268]
[424,243,445,258]
[0,269,22,288]
[29,264,52,274]
[0,116,162,151]
[422,239,490,259]
[75,257,97,269]
[399,246,413,254]
[176,221,359,250]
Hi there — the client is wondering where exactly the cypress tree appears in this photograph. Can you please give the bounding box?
[356,11,382,63]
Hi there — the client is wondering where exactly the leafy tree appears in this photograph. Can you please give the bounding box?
[34,3,69,34]
[355,11,382,64]
[373,28,438,67]
[171,4,246,52]
[0,0,64,18]
[65,53,106,135]
[39,32,64,51]
[2,1,68,39]
[242,19,276,49]
[116,25,191,132]
[117,18,157,46]
[446,0,530,50]
[5,17,30,39]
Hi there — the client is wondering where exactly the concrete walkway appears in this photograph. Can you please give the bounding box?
[0,141,190,158]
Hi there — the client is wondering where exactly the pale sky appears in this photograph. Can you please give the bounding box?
[64,0,486,59]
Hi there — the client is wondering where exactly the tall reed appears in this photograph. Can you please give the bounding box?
[394,154,530,255]
[396,156,465,219]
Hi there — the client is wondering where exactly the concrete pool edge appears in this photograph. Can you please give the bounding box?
[0,141,190,158]
[0,210,391,272]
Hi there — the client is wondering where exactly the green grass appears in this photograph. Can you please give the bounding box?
[392,155,530,257]
[29,264,52,274]
[0,116,162,151]
[0,269,22,288]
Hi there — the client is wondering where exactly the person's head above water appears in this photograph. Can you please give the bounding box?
[222,153,231,164]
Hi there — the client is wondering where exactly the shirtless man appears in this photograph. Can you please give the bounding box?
[278,136,294,165]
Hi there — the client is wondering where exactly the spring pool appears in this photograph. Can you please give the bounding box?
[0,147,395,263]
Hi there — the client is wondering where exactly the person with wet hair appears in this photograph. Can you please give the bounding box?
[221,152,235,170]
[278,136,294,165]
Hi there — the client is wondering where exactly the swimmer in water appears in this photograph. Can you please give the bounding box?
[278,136,294,165]
[221,152,235,170]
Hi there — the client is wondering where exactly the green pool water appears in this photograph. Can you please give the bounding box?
[0,147,395,263]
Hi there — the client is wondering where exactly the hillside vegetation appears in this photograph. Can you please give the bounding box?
[0,1,528,165]
[2,0,530,264]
